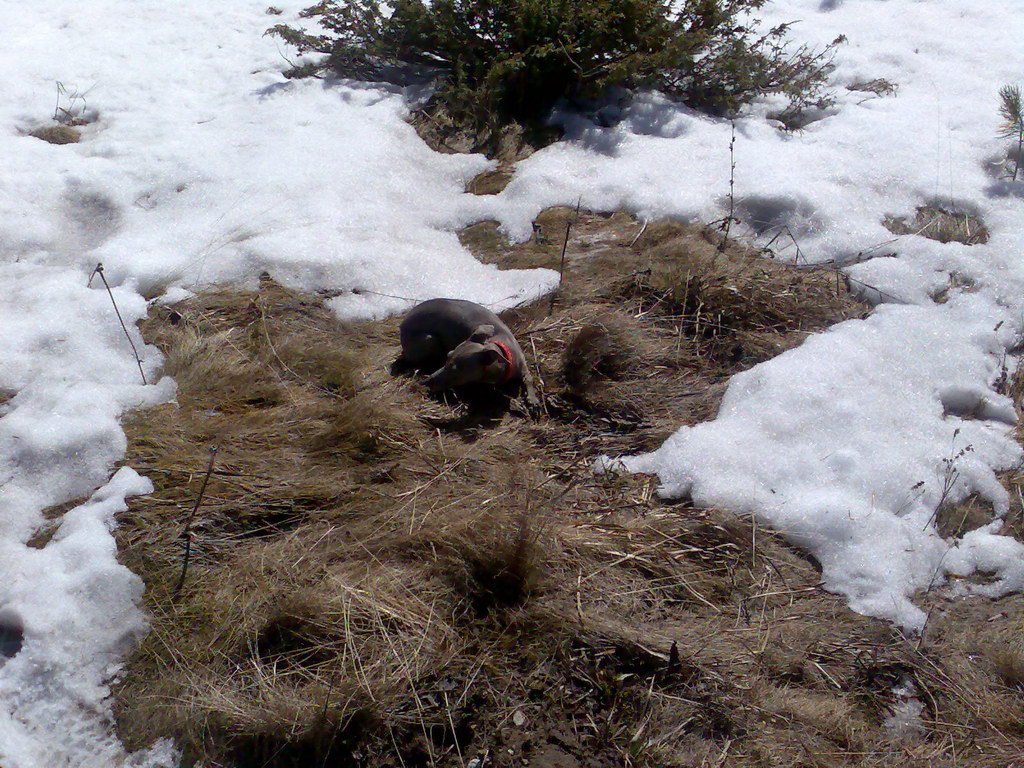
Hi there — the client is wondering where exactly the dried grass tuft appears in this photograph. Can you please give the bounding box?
[989,642,1024,691]
[562,314,641,393]
[884,205,990,246]
[29,124,81,145]
[613,230,857,360]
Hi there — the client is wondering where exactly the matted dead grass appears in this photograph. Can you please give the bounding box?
[883,205,990,246]
[107,212,1024,767]
[28,124,82,145]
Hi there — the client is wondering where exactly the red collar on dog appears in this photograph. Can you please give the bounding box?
[492,340,517,383]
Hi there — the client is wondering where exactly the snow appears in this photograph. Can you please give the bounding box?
[0,0,1022,765]
[883,677,927,744]
[602,295,1023,626]
[567,0,1024,633]
[0,469,163,767]
[1,2,554,320]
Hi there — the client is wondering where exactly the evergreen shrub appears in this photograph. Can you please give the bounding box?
[271,0,841,147]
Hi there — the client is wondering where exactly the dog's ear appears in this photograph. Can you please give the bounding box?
[469,324,495,343]
[478,348,501,365]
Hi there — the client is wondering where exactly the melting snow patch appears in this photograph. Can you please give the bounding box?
[606,296,1023,630]
[0,469,175,768]
[883,678,927,745]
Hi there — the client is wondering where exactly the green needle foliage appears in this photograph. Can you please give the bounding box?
[998,83,1023,181]
[270,0,841,148]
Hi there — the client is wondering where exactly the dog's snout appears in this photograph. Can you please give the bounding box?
[425,369,446,391]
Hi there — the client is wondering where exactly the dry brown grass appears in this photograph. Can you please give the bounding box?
[465,165,516,195]
[617,220,856,358]
[28,124,82,145]
[847,79,898,98]
[105,212,1024,767]
[883,205,990,246]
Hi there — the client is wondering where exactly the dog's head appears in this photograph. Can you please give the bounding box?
[425,324,512,392]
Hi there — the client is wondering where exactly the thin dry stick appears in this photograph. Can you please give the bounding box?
[442,691,464,767]
[54,82,64,122]
[317,672,341,768]
[88,263,147,385]
[548,197,581,315]
[628,219,649,247]
[1013,133,1022,181]
[173,446,218,596]
[352,285,527,313]
[719,120,737,252]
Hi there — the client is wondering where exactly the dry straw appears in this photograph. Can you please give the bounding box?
[108,214,1022,768]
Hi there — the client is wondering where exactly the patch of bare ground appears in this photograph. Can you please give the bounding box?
[112,213,1022,767]
[883,205,989,246]
[28,124,81,145]
[930,270,978,304]
[27,109,95,146]
[410,105,559,162]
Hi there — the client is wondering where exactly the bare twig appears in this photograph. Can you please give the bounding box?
[719,120,738,252]
[173,446,219,596]
[628,219,649,248]
[923,429,972,531]
[548,197,581,315]
[88,263,147,385]
[54,81,64,122]
[53,81,91,125]
[760,224,806,265]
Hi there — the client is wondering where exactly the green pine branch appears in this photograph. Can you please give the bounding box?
[998,84,1023,181]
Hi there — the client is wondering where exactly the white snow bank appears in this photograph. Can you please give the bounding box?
[0,1,556,319]
[604,295,1023,628]
[0,263,172,540]
[0,469,172,768]
[0,263,173,766]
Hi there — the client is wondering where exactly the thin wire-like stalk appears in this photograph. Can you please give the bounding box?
[548,197,582,316]
[88,263,148,385]
[173,446,219,596]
